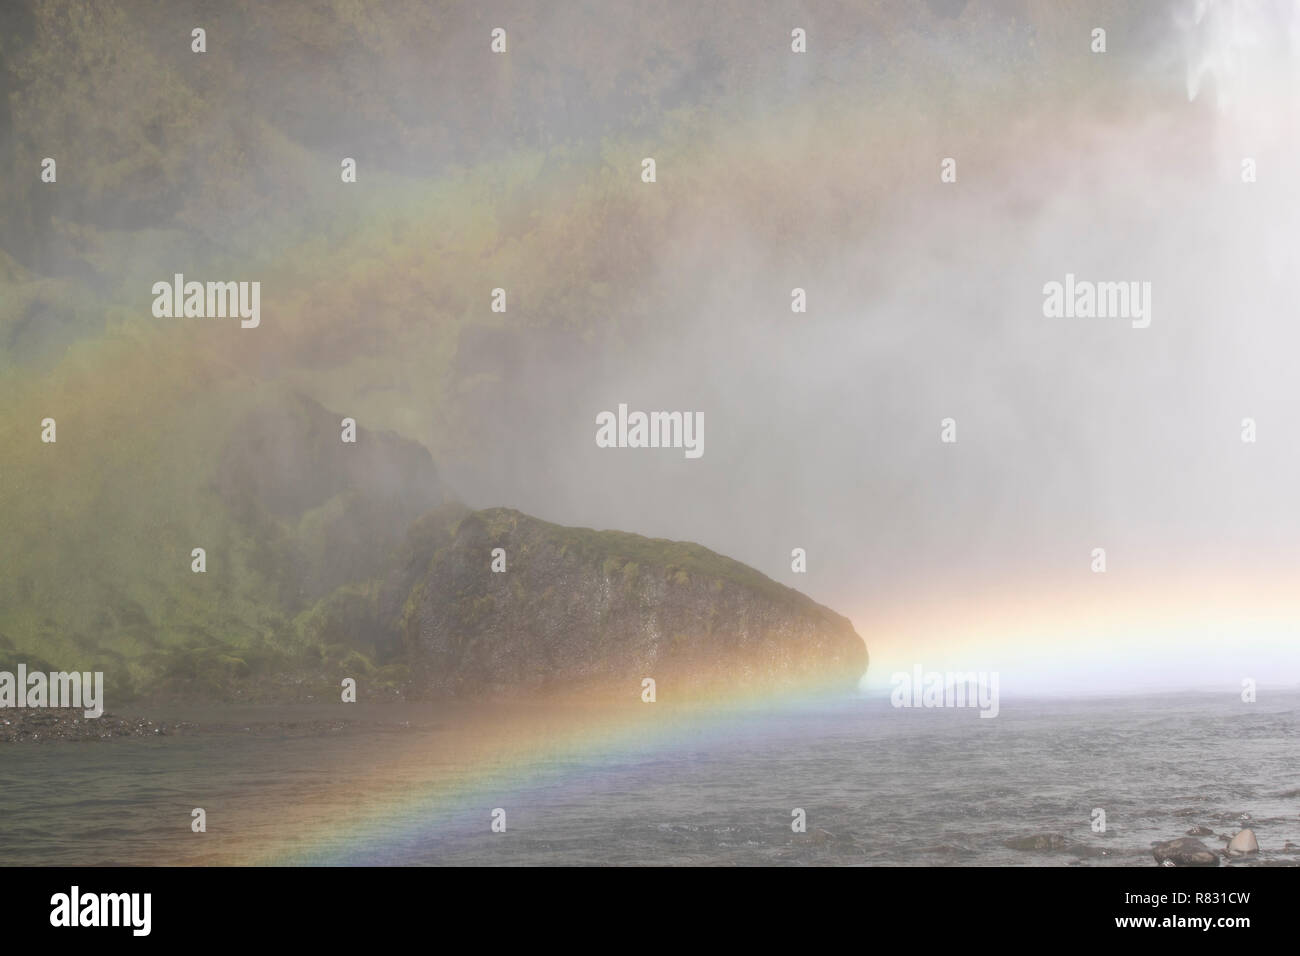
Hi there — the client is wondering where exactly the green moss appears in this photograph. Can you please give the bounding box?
[475,508,808,611]
[334,649,376,677]
[215,655,251,678]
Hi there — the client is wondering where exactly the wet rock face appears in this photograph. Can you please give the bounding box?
[398,508,868,697]
[1152,837,1220,867]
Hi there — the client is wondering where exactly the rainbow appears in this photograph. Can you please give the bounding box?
[222,676,865,866]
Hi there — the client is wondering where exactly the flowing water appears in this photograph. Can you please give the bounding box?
[1,690,1296,866]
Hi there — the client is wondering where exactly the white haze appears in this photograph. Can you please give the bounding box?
[437,1,1300,696]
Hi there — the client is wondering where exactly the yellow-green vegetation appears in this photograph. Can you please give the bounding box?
[0,383,445,699]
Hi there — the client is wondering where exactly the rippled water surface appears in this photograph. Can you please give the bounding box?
[1,691,1296,866]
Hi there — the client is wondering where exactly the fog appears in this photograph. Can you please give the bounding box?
[433,2,1300,692]
[4,0,1299,695]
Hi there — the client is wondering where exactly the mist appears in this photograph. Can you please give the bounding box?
[4,1,1298,697]
[432,2,1300,694]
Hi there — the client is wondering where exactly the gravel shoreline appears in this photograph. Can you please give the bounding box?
[0,709,197,742]
[0,706,425,743]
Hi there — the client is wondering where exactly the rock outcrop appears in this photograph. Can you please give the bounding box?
[1226,829,1259,856]
[389,507,867,697]
[1152,837,1220,867]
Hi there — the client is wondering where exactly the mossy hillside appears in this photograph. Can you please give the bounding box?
[0,384,447,698]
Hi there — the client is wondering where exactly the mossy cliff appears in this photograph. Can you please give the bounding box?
[377,507,867,697]
[1,388,866,700]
